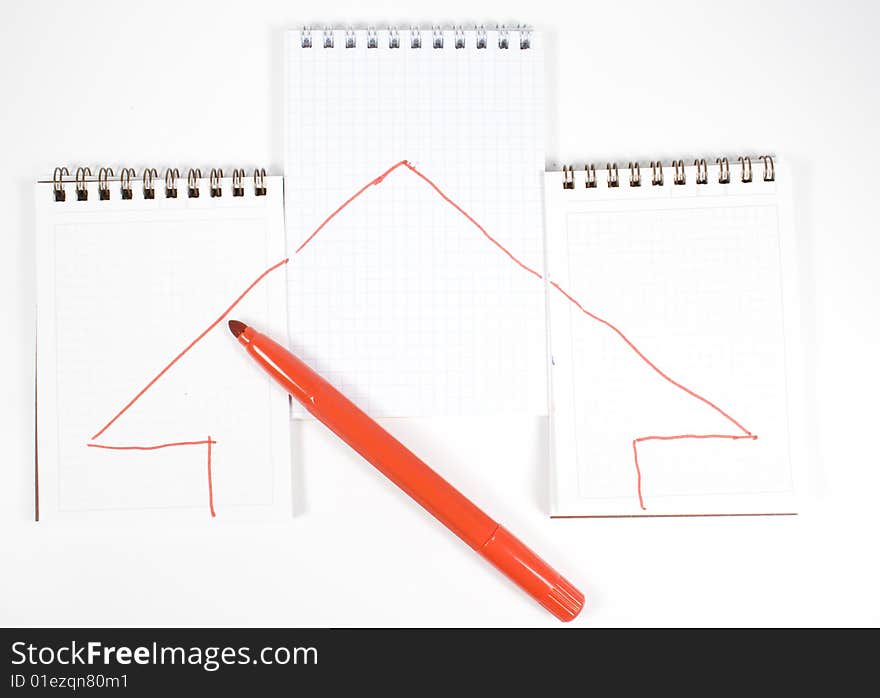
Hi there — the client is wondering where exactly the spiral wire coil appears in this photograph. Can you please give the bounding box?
[49,167,272,201]
[561,156,775,190]
[299,25,534,50]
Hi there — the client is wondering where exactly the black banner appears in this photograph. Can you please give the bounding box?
[0,628,863,694]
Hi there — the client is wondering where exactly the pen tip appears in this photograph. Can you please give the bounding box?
[228,320,247,338]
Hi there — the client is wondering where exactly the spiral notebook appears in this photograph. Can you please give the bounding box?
[284,26,547,417]
[545,157,805,517]
[34,167,292,521]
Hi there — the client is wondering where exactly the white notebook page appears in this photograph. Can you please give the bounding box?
[545,161,804,516]
[284,27,546,417]
[35,176,291,521]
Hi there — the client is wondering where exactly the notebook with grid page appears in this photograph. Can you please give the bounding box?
[544,156,805,517]
[34,167,292,522]
[284,26,546,418]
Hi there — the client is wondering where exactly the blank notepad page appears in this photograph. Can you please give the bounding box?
[285,27,546,417]
[35,176,291,521]
[545,160,804,516]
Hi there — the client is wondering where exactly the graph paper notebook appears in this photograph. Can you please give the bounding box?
[544,157,805,517]
[284,26,546,417]
[35,167,291,521]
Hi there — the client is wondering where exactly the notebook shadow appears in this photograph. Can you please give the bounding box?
[289,413,308,517]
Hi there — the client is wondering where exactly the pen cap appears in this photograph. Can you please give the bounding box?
[479,525,584,622]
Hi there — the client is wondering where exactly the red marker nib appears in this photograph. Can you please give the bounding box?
[228,320,247,338]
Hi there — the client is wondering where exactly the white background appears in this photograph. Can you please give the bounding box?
[1,0,878,627]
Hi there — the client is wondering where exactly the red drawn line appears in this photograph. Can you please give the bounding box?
[406,163,746,437]
[87,438,217,516]
[549,281,752,437]
[294,160,413,255]
[404,163,545,279]
[636,434,759,445]
[292,159,757,510]
[632,434,758,510]
[93,161,413,442]
[91,257,290,442]
[87,163,417,515]
[87,439,215,451]
[294,159,545,280]
[207,436,215,517]
[90,158,757,513]
[87,257,290,518]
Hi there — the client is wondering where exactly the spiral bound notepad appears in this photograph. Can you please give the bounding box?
[34,167,291,521]
[284,26,547,417]
[544,156,805,517]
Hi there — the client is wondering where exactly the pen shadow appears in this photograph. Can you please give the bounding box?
[534,416,550,514]
[267,22,289,175]
[20,178,38,522]
[289,409,308,517]
[787,154,824,496]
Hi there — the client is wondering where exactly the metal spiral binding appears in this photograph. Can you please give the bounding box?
[98,167,113,200]
[232,168,245,197]
[673,159,686,185]
[607,163,619,188]
[717,157,730,184]
[53,167,68,202]
[144,168,158,199]
[165,168,179,198]
[559,156,775,190]
[75,167,91,201]
[629,162,641,187]
[651,161,664,186]
[210,168,223,197]
[739,156,752,183]
[49,166,269,201]
[254,168,267,196]
[761,155,775,181]
[299,25,533,50]
[694,159,708,185]
[120,168,135,199]
[187,169,201,198]
[584,164,596,188]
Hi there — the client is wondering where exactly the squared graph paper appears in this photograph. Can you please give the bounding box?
[544,161,805,516]
[285,27,546,417]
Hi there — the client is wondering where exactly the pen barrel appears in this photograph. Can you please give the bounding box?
[312,384,499,549]
[241,328,584,621]
[478,526,584,622]
[247,330,496,547]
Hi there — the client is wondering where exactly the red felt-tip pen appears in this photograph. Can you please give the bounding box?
[228,320,584,621]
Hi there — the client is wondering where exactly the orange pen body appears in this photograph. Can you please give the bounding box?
[235,324,584,621]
